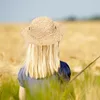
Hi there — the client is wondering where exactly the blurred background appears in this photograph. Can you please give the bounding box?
[0,0,100,76]
[1,0,100,100]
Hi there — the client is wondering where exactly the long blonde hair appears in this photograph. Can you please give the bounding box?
[24,42,60,79]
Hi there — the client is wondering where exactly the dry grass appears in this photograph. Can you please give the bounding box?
[60,21,100,73]
[0,21,100,100]
[1,21,100,75]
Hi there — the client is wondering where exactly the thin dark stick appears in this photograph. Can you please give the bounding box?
[70,56,100,83]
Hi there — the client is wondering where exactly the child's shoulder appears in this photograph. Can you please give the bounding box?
[60,61,70,68]
[18,66,25,78]
[58,61,71,80]
[17,66,26,87]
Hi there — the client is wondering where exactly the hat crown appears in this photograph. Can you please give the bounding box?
[28,17,56,39]
[21,16,62,45]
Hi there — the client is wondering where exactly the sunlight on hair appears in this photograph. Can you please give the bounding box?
[24,42,60,79]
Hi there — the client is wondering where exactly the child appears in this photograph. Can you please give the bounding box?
[18,16,71,100]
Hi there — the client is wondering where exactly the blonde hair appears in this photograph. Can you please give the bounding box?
[24,42,60,79]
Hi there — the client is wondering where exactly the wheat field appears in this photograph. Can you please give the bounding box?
[0,21,100,100]
[0,21,100,76]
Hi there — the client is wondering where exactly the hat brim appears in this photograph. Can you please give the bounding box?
[21,22,63,45]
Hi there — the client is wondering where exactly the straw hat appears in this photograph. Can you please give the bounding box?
[21,16,63,45]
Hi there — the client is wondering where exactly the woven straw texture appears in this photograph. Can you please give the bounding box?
[21,16,63,45]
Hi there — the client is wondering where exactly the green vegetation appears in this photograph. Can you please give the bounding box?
[63,15,100,21]
[0,70,100,100]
